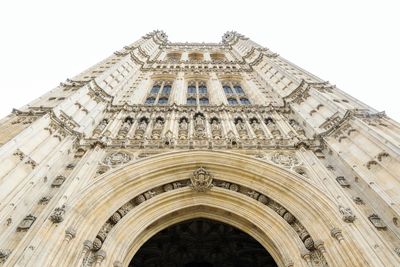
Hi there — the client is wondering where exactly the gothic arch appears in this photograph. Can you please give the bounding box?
[36,150,368,266]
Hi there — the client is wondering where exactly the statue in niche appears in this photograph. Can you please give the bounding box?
[97,119,108,132]
[153,119,164,130]
[210,119,220,131]
[251,121,261,130]
[17,215,36,231]
[179,120,188,130]
[195,116,205,128]
[120,119,132,132]
[236,121,246,131]
[138,120,147,131]
[368,214,387,229]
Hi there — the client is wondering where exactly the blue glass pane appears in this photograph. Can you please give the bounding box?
[199,86,207,94]
[151,86,160,94]
[223,86,233,94]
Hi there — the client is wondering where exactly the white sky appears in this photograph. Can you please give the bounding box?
[0,0,399,121]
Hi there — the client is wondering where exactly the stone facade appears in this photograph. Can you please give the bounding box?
[0,30,399,266]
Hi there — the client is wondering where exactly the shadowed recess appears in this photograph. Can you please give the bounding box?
[130,218,277,267]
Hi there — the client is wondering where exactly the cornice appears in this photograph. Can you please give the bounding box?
[105,103,289,114]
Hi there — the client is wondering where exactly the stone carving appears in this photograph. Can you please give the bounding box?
[163,182,182,192]
[336,176,350,188]
[51,175,66,187]
[118,117,133,137]
[151,117,164,139]
[210,118,222,139]
[17,215,36,231]
[235,118,248,138]
[65,226,77,241]
[66,163,76,170]
[330,228,344,242]
[103,152,131,166]
[339,206,356,223]
[0,249,11,264]
[352,196,364,205]
[163,130,174,147]
[251,120,264,138]
[190,167,213,192]
[94,119,108,135]
[194,114,206,138]
[13,149,25,160]
[299,231,314,250]
[134,118,148,139]
[368,214,387,230]
[38,196,51,205]
[50,205,66,223]
[178,118,189,140]
[270,152,299,168]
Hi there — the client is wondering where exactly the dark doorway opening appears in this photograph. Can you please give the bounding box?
[130,218,277,267]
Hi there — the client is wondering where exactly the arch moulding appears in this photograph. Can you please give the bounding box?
[29,150,371,266]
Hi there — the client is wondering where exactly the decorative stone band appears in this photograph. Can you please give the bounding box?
[88,168,327,265]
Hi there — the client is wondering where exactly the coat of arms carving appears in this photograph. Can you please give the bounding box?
[190,167,213,192]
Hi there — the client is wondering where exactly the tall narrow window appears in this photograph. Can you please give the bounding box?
[151,85,160,94]
[240,98,250,105]
[199,97,209,105]
[187,98,196,105]
[186,81,209,105]
[158,97,168,105]
[234,85,244,95]
[228,98,238,105]
[223,85,233,94]
[188,85,196,94]
[145,81,173,105]
[223,82,251,106]
[162,85,171,94]
[199,85,207,94]
[145,97,155,105]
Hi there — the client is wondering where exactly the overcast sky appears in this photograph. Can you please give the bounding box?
[0,0,399,121]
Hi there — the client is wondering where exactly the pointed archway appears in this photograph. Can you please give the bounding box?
[19,150,370,267]
[130,218,277,267]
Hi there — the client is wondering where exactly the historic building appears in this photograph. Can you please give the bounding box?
[0,30,399,267]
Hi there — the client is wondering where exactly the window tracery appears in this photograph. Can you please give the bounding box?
[186,81,209,106]
[223,82,251,105]
[145,81,172,105]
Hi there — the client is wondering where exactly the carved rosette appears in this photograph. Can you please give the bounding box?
[190,167,213,192]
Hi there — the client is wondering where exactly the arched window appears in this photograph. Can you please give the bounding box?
[223,86,233,94]
[189,53,204,61]
[150,85,160,94]
[187,98,197,105]
[162,85,171,94]
[187,85,196,94]
[210,53,226,61]
[199,85,207,94]
[145,97,155,105]
[199,98,209,105]
[166,52,182,61]
[228,98,238,105]
[234,85,244,95]
[240,98,251,105]
[158,97,168,105]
